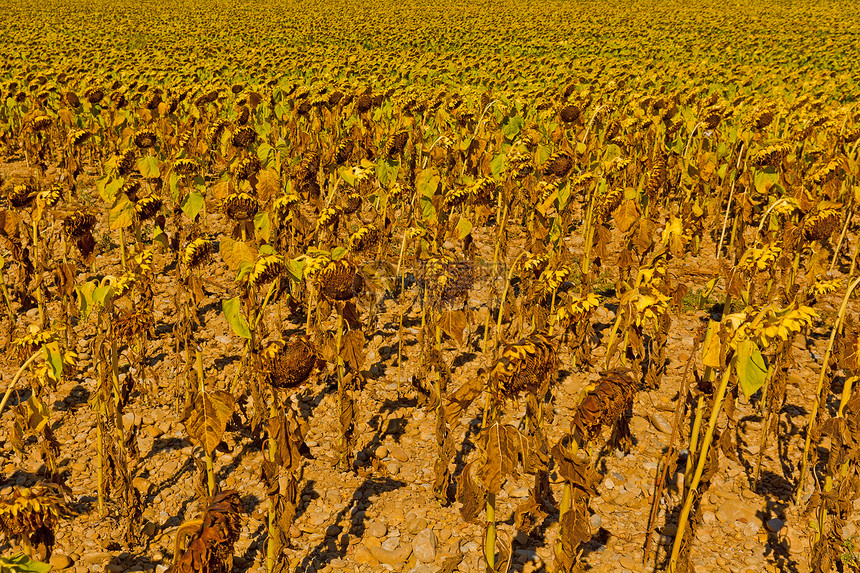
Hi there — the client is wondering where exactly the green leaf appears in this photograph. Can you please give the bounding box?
[109,193,135,230]
[137,155,160,178]
[331,246,348,260]
[455,216,473,240]
[152,227,168,250]
[490,153,506,179]
[701,319,722,369]
[502,115,524,140]
[754,166,780,195]
[0,552,51,572]
[169,172,181,201]
[735,339,768,400]
[99,177,124,203]
[76,280,97,321]
[285,258,306,283]
[253,212,271,243]
[43,342,64,382]
[416,168,440,197]
[181,190,205,221]
[222,297,251,339]
[256,143,275,167]
[419,194,437,224]
[93,284,114,307]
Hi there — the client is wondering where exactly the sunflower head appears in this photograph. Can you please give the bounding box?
[173,158,198,177]
[316,259,358,301]
[250,254,285,286]
[348,225,380,254]
[261,336,317,389]
[223,192,259,221]
[235,156,261,181]
[133,129,157,149]
[183,238,213,269]
[135,196,162,222]
[231,126,257,148]
[8,183,37,209]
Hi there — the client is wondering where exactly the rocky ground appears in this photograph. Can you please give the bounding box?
[0,161,855,573]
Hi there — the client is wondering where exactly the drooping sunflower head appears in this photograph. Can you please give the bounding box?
[250,254,285,287]
[117,150,136,176]
[173,158,198,177]
[68,129,91,147]
[30,115,52,131]
[84,86,105,104]
[261,335,317,389]
[0,483,73,543]
[133,129,157,149]
[231,126,257,148]
[183,238,213,269]
[348,225,380,254]
[135,196,162,222]
[8,183,37,209]
[559,104,580,123]
[316,206,341,230]
[803,208,840,242]
[39,184,63,207]
[234,156,261,181]
[316,259,358,301]
[543,151,573,178]
[223,192,259,221]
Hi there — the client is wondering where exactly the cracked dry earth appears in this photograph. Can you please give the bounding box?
[0,199,855,573]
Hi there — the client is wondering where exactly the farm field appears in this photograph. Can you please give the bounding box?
[1,0,860,572]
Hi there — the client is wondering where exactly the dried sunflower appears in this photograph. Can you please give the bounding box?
[261,336,317,389]
[173,158,198,177]
[250,254,284,286]
[489,333,558,400]
[133,129,157,149]
[223,192,258,221]
[348,225,380,254]
[231,126,257,148]
[316,259,358,301]
[135,196,162,222]
[183,238,213,269]
[8,183,37,209]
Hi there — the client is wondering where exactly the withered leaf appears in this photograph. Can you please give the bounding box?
[439,309,468,346]
[445,373,485,424]
[478,422,519,495]
[219,237,257,272]
[55,262,76,296]
[340,329,366,371]
[614,199,640,233]
[456,461,486,524]
[182,389,236,455]
[513,492,547,536]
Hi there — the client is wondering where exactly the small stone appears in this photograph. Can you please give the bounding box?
[370,544,412,567]
[413,528,437,563]
[49,555,74,570]
[354,544,378,565]
[82,552,113,566]
[619,555,639,570]
[367,522,387,538]
[766,518,784,533]
[407,517,428,535]
[649,413,672,434]
[590,514,602,529]
[325,524,342,538]
[389,444,410,462]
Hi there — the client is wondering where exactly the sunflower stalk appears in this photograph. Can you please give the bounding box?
[797,275,860,500]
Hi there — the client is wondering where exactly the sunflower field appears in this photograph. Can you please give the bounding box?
[1,0,860,572]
